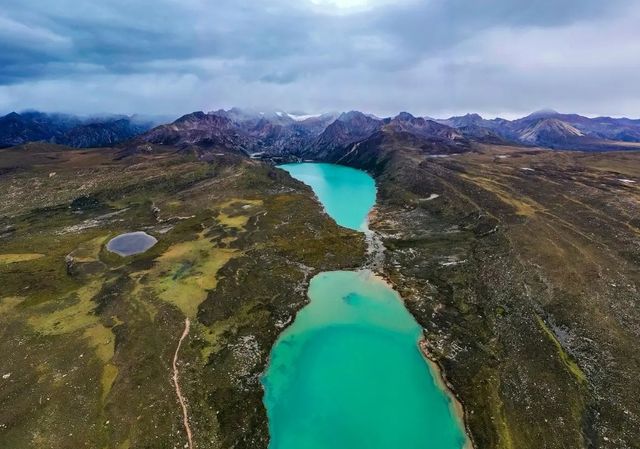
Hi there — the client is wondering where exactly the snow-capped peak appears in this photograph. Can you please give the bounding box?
[287,113,322,121]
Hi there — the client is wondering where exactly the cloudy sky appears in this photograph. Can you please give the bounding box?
[1,0,639,119]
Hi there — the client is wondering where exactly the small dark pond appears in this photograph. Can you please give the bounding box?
[106,231,157,256]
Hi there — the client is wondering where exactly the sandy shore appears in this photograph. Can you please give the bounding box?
[418,338,475,449]
[368,270,475,449]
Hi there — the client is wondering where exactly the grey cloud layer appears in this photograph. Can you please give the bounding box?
[0,0,638,117]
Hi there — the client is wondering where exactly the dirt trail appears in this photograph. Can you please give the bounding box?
[173,317,193,449]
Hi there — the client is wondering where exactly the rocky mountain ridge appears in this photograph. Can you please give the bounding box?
[0,111,164,148]
[138,108,640,157]
[4,108,640,154]
[440,109,640,148]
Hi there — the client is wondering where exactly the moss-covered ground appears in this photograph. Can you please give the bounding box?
[338,137,639,449]
[0,143,365,448]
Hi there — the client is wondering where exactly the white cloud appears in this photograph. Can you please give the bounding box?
[0,15,71,50]
[0,0,638,118]
[308,0,416,14]
[458,4,640,71]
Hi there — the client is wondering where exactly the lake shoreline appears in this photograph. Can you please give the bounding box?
[261,164,474,449]
[419,338,476,449]
[370,272,475,449]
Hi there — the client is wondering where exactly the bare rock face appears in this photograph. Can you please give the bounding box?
[517,118,584,145]
[141,111,244,151]
[386,111,464,141]
[303,111,384,158]
[139,110,337,156]
[440,109,640,150]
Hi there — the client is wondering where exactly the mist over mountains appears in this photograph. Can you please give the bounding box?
[0,111,170,149]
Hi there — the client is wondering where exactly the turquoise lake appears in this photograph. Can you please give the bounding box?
[278,163,377,231]
[263,162,466,449]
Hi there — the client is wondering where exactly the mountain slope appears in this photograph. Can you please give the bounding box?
[440,110,640,150]
[363,145,640,449]
[0,111,155,148]
[140,111,252,152]
[54,119,153,148]
[304,111,384,159]
[0,142,363,449]
[301,111,473,163]
[517,118,584,145]
[138,109,338,156]
[310,125,470,171]
[386,112,464,141]
[0,111,80,147]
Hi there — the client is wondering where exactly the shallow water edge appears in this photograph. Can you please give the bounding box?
[372,270,475,449]
[263,162,471,449]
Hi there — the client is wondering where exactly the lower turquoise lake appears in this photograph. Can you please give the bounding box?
[263,162,466,449]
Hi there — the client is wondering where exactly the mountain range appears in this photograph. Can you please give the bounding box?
[0,111,168,149]
[1,106,638,449]
[438,109,640,149]
[3,108,640,154]
[135,108,640,156]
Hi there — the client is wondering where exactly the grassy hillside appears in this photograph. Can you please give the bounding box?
[0,143,365,449]
[2,139,638,449]
[365,143,639,449]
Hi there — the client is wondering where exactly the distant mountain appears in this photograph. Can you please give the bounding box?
[452,125,503,144]
[315,124,470,171]
[0,111,80,147]
[141,111,250,151]
[137,107,640,160]
[0,111,158,148]
[516,118,584,145]
[139,109,338,155]
[299,112,470,164]
[299,111,384,160]
[5,108,639,154]
[385,112,464,141]
[438,113,487,129]
[222,109,338,155]
[522,111,640,142]
[440,109,640,150]
[55,118,153,148]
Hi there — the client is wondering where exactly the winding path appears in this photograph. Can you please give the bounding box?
[173,317,194,449]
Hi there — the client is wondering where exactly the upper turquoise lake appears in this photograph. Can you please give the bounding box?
[278,163,377,231]
[263,162,466,449]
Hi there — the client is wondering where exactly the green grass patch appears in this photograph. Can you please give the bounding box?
[535,315,587,384]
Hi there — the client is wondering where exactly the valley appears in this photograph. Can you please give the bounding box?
[0,108,638,449]
[366,145,640,449]
[0,144,363,448]
[263,162,467,449]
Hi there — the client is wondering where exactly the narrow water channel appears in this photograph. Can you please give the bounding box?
[262,162,466,449]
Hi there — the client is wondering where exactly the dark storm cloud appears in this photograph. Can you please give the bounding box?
[0,0,619,76]
[0,0,638,118]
